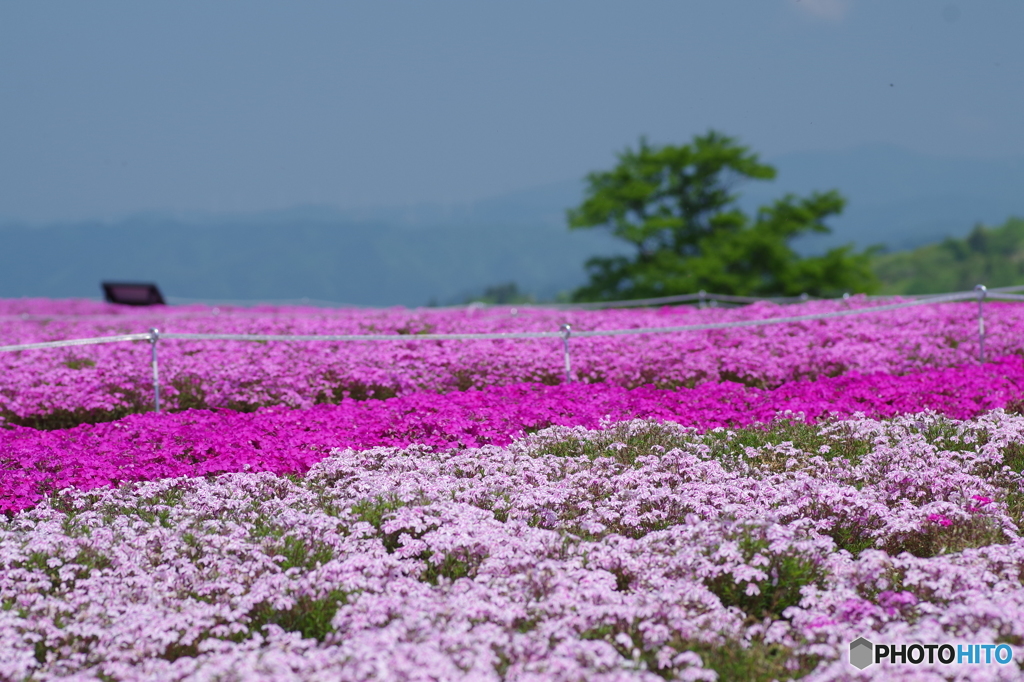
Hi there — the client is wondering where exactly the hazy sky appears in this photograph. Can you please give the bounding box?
[1,1,1021,223]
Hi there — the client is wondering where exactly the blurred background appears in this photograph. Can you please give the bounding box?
[1,1,1022,305]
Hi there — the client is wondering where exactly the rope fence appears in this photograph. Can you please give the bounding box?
[0,286,1014,413]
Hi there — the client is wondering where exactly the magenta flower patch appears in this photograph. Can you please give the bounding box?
[3,296,1023,424]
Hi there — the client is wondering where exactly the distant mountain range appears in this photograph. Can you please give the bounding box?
[0,214,628,307]
[2,144,1022,306]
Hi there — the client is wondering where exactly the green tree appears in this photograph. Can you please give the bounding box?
[873,217,1024,294]
[568,131,879,301]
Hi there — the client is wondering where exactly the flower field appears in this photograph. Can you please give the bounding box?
[3,297,1024,680]
[2,296,1020,426]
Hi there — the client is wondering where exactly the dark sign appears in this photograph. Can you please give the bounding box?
[101,282,166,306]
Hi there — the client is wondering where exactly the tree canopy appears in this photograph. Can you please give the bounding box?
[873,217,1024,294]
[568,131,879,301]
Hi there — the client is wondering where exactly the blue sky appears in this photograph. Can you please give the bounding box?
[1,1,1021,223]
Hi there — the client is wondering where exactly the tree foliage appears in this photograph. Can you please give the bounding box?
[873,217,1024,294]
[568,131,879,301]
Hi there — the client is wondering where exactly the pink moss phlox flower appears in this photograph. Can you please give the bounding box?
[876,590,917,616]
[2,411,1024,679]
[5,353,1024,514]
[4,297,1024,423]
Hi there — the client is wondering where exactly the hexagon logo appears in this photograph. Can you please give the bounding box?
[849,637,874,670]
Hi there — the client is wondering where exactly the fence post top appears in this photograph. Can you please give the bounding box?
[560,323,571,336]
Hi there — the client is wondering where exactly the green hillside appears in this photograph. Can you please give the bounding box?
[873,217,1024,294]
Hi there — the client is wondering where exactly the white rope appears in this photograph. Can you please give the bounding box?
[159,331,562,342]
[0,288,999,411]
[572,291,977,337]
[542,291,810,310]
[0,333,152,353]
[10,284,1021,319]
[0,290,980,352]
[165,290,810,311]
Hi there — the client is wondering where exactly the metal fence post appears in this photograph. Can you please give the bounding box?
[975,285,987,363]
[698,290,707,309]
[149,328,161,412]
[561,324,572,383]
